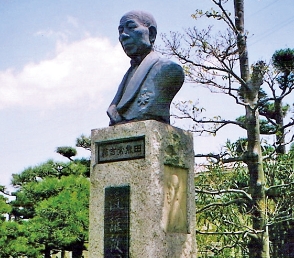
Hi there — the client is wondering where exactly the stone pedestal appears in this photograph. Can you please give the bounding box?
[89,120,196,257]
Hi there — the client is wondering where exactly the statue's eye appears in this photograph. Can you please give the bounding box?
[126,21,137,29]
[118,26,123,34]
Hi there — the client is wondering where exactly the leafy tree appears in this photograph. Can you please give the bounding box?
[267,48,294,154]
[56,146,77,161]
[162,1,294,257]
[5,136,91,258]
[0,220,42,258]
[76,134,91,151]
[195,157,250,257]
[265,149,294,257]
[10,159,88,218]
[0,192,11,220]
[0,192,42,257]
[28,175,89,258]
[195,142,294,257]
[236,48,294,154]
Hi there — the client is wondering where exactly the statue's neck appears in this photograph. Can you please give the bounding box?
[130,50,153,67]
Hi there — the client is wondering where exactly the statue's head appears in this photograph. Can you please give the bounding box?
[118,10,157,58]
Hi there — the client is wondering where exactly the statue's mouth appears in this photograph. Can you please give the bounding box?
[122,42,133,48]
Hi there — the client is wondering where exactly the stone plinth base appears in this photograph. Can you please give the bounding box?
[89,120,196,257]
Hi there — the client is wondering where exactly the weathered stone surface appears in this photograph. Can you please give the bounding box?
[89,120,196,257]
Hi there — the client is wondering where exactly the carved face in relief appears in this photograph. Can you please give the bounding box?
[166,174,180,204]
[118,11,156,58]
[162,166,188,233]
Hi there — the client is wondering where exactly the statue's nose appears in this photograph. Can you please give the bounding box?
[119,32,129,42]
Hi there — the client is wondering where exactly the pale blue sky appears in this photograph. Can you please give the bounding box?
[1,0,293,189]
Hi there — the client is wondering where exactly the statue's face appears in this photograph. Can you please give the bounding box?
[118,14,153,58]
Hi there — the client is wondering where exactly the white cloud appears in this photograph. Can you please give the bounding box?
[0,37,129,110]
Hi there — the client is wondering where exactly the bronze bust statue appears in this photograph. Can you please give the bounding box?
[107,10,184,126]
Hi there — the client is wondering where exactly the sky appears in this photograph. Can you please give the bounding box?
[1,0,294,190]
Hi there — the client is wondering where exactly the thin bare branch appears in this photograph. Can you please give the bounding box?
[266,181,294,194]
[212,0,237,32]
[196,198,249,213]
[196,188,252,202]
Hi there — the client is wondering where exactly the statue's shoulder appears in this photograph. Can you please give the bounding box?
[146,52,181,69]
[153,55,184,79]
[155,55,182,67]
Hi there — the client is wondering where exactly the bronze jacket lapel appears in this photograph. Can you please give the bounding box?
[117,51,159,111]
[109,66,133,106]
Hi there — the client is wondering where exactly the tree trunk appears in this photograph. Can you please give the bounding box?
[61,249,65,258]
[44,244,51,258]
[275,98,285,154]
[234,0,249,82]
[72,241,84,258]
[246,105,269,258]
[234,0,269,257]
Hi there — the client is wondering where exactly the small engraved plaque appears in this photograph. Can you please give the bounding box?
[104,185,130,258]
[97,136,145,163]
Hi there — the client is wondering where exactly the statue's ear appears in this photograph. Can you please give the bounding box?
[149,26,157,44]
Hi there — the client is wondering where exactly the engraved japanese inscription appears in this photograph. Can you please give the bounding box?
[104,185,130,258]
[97,136,145,163]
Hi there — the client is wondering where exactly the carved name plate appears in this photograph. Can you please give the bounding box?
[104,185,130,258]
[97,136,145,163]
